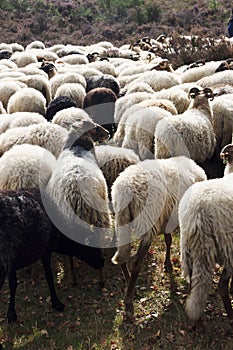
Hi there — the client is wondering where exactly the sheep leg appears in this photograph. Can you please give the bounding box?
[68,256,77,286]
[121,263,131,284]
[99,268,105,288]
[7,269,18,323]
[218,268,233,326]
[230,276,233,295]
[41,253,65,312]
[0,262,6,291]
[164,233,172,272]
[124,241,151,315]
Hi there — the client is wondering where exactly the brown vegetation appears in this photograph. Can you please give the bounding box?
[0,0,233,47]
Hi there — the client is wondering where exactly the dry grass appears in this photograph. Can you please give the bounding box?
[0,234,232,349]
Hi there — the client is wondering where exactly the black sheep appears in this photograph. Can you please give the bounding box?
[45,95,77,122]
[84,87,117,138]
[0,188,104,323]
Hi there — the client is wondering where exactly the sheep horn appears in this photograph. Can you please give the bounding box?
[220,143,233,164]
[188,87,201,99]
[203,88,214,100]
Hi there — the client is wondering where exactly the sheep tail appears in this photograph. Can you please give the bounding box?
[185,260,213,322]
[181,212,216,322]
[111,203,133,266]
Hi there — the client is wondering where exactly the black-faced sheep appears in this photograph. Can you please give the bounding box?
[0,188,104,323]
[39,60,57,79]
[45,118,112,248]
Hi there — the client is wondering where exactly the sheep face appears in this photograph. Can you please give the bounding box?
[220,143,233,164]
[39,60,57,79]
[71,120,109,143]
[63,120,109,151]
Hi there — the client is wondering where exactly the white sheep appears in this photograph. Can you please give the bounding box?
[7,87,47,116]
[0,122,68,158]
[179,143,233,327]
[10,51,38,68]
[207,93,233,177]
[95,144,140,198]
[125,82,155,95]
[0,81,25,110]
[51,107,93,129]
[10,42,24,52]
[114,99,177,147]
[117,62,150,78]
[0,112,46,134]
[221,143,233,175]
[114,92,154,123]
[45,119,112,247]
[211,93,233,151]
[152,85,191,114]
[59,54,89,65]
[25,40,45,50]
[16,74,52,106]
[122,105,175,160]
[0,102,6,114]
[54,83,86,109]
[154,87,216,165]
[111,156,207,314]
[50,72,86,98]
[179,60,223,83]
[87,60,116,77]
[61,66,102,80]
[0,144,56,190]
[0,59,18,70]
[126,70,181,92]
[197,70,233,88]
[117,73,142,90]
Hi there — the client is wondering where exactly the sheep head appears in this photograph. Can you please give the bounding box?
[87,52,100,62]
[150,59,173,72]
[220,143,233,165]
[63,119,109,152]
[39,60,57,79]
[188,87,214,100]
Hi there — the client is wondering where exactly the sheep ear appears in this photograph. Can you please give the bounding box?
[63,121,72,129]
[71,121,82,131]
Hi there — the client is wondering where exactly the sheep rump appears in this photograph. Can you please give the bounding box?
[179,175,233,323]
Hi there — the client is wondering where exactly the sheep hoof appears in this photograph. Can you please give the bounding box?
[52,300,65,312]
[7,310,17,323]
[187,318,204,332]
[125,301,134,316]
[164,261,173,273]
[99,280,105,289]
[123,309,135,323]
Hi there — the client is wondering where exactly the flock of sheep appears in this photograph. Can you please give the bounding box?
[0,35,233,333]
